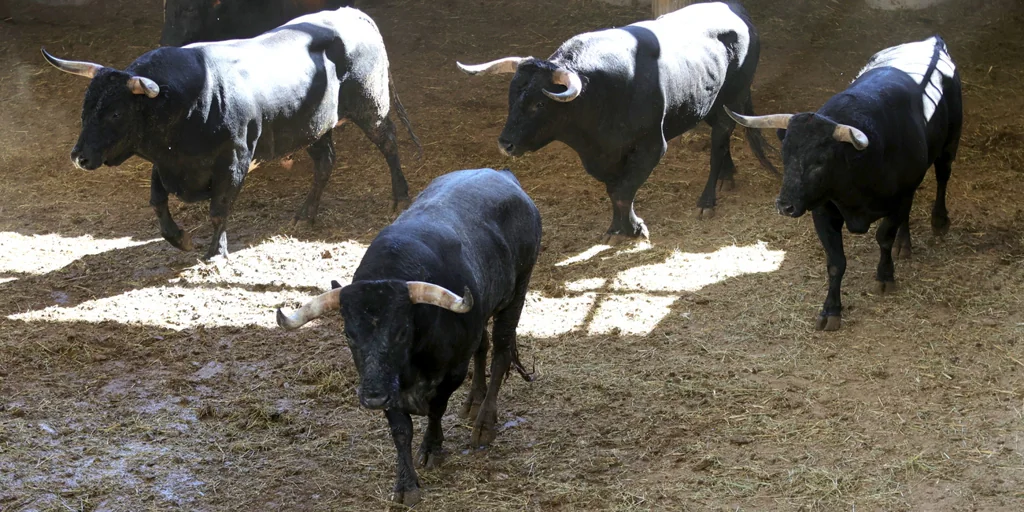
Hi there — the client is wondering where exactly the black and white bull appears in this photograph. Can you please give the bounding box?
[727,35,962,331]
[276,168,541,506]
[161,0,355,47]
[42,7,419,260]
[457,1,776,243]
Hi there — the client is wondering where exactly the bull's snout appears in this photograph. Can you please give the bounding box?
[70,147,99,170]
[775,196,806,218]
[359,389,390,410]
[776,198,796,216]
[497,138,516,157]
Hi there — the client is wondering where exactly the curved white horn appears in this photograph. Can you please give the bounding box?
[723,107,793,130]
[833,124,869,150]
[40,48,103,79]
[276,288,342,330]
[456,57,525,75]
[407,281,473,313]
[127,76,160,98]
[543,68,582,102]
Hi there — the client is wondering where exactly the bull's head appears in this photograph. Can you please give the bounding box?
[276,280,474,410]
[724,107,869,218]
[41,49,160,171]
[457,57,582,157]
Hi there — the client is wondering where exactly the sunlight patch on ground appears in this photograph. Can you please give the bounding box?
[7,236,364,330]
[0,277,16,285]
[0,232,157,274]
[180,236,368,290]
[586,293,679,336]
[555,244,612,267]
[525,242,785,337]
[613,241,785,293]
[518,292,597,338]
[9,286,309,330]
[565,278,607,292]
[7,233,783,337]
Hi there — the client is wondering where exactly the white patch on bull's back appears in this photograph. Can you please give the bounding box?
[857,36,955,122]
[654,1,750,67]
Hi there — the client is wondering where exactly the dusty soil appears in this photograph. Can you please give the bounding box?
[2,0,1024,510]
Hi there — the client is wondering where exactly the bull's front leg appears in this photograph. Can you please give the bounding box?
[811,202,846,331]
[204,163,247,260]
[384,409,421,507]
[600,139,666,245]
[150,166,193,252]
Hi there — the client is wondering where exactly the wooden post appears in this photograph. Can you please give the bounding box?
[652,0,696,18]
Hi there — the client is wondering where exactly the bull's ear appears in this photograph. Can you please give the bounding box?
[331,280,342,290]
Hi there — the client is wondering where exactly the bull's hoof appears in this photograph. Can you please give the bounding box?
[815,315,842,331]
[460,399,482,421]
[392,487,422,507]
[873,280,897,295]
[290,214,316,228]
[417,445,446,469]
[393,197,412,213]
[696,207,716,220]
[893,241,912,260]
[716,178,736,194]
[471,408,498,448]
[932,216,950,237]
[174,230,194,252]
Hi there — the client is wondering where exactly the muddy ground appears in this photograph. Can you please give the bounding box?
[1,0,1023,510]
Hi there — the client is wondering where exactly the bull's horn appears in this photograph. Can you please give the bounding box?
[833,124,869,150]
[723,107,793,130]
[127,76,160,98]
[543,68,582,102]
[276,288,342,330]
[407,281,473,313]
[456,57,525,75]
[40,48,103,79]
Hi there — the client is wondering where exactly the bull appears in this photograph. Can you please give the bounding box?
[727,35,963,331]
[457,1,777,243]
[161,0,355,47]
[276,167,541,506]
[43,7,419,260]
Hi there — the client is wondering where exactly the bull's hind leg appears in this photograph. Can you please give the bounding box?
[932,156,953,236]
[356,115,411,212]
[472,286,533,448]
[293,131,335,226]
[696,109,739,219]
[461,330,489,421]
[150,165,193,252]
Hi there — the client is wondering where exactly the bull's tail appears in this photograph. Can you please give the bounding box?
[389,71,423,161]
[509,336,535,382]
[740,96,780,176]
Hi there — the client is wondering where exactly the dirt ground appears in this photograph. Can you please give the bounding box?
[1,0,1023,510]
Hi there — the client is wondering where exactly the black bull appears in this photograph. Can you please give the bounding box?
[457,1,778,244]
[43,7,419,260]
[277,168,542,507]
